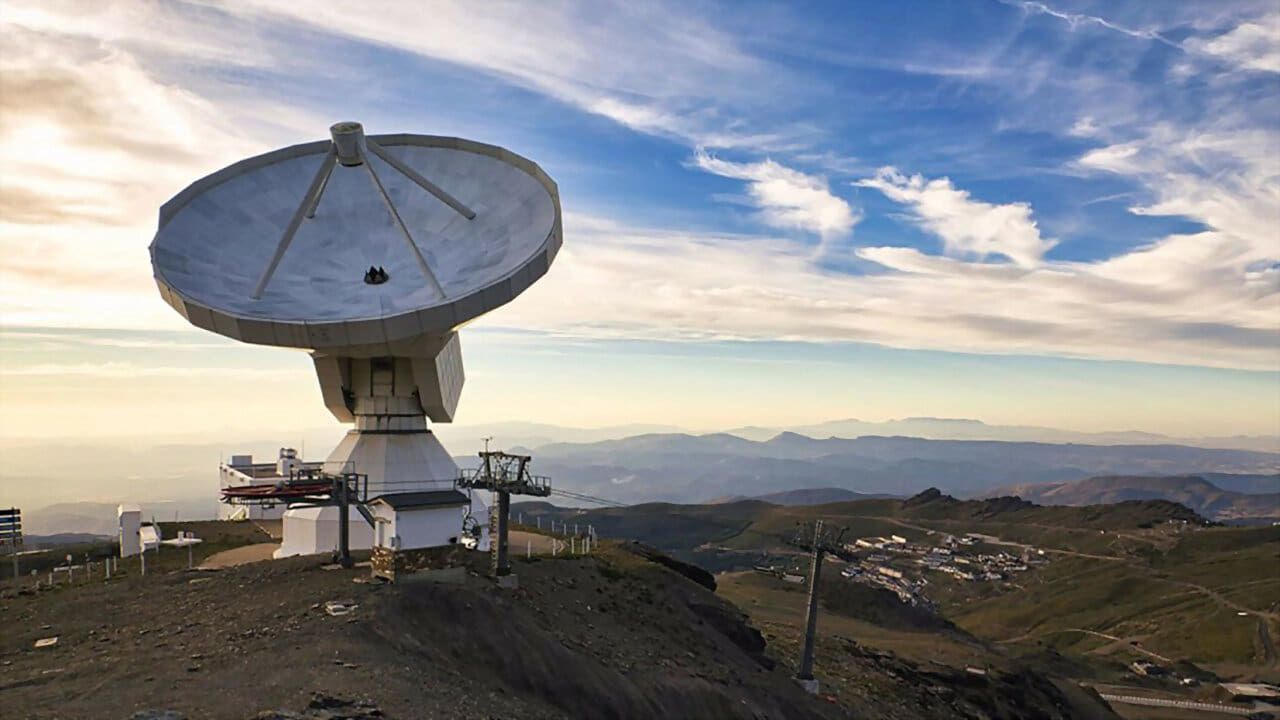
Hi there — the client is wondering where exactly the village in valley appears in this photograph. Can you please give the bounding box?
[760,531,1048,608]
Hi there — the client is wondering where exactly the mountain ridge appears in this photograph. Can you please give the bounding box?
[726,417,1279,452]
[987,474,1280,522]
[527,432,1279,511]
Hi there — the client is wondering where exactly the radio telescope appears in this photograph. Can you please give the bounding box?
[150,122,561,551]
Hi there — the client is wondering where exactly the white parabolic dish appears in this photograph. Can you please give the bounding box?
[150,130,562,351]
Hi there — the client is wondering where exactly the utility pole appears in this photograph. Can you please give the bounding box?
[798,520,823,691]
[495,488,510,574]
[788,519,847,695]
[456,449,551,589]
[336,474,351,568]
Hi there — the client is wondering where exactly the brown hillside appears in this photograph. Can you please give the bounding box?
[2,543,1116,719]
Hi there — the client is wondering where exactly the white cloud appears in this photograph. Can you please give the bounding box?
[1,1,280,68]
[0,29,252,227]
[855,168,1057,267]
[1078,127,1279,255]
[692,150,859,241]
[3,0,795,151]
[1078,143,1141,173]
[475,212,1277,371]
[0,331,229,351]
[1068,116,1101,138]
[0,362,292,379]
[1189,13,1280,73]
[0,17,323,332]
[204,0,792,150]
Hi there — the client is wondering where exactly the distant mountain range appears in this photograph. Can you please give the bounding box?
[522,432,1280,511]
[434,417,1279,455]
[987,475,1280,522]
[20,500,218,537]
[706,487,896,506]
[724,417,1279,453]
[6,418,1278,534]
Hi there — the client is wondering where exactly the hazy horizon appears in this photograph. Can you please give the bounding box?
[4,410,1277,518]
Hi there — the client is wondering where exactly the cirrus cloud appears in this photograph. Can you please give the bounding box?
[856,168,1057,268]
[692,149,860,242]
[1188,12,1280,74]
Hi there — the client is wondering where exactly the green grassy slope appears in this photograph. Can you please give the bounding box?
[537,490,1276,679]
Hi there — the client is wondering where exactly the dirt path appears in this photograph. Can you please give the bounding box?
[995,627,1173,663]
[1067,629,1172,663]
[1157,578,1280,623]
[199,543,280,568]
[1258,618,1277,666]
[509,530,569,556]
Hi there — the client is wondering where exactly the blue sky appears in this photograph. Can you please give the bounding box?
[0,0,1277,441]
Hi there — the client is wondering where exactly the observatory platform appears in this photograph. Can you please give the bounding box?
[151,122,562,559]
[219,448,321,520]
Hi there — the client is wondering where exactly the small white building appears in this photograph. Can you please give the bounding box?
[368,490,472,551]
[118,504,141,557]
[139,523,161,552]
[877,566,904,580]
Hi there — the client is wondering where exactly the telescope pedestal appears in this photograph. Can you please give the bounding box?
[323,428,459,496]
[312,333,466,496]
[275,339,489,558]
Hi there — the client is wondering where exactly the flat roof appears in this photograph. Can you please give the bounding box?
[223,461,323,480]
[370,490,469,510]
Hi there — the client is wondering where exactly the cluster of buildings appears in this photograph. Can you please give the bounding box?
[755,530,1051,607]
[839,532,1048,599]
[839,559,928,606]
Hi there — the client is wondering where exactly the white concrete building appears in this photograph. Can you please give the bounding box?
[274,505,374,559]
[368,490,472,551]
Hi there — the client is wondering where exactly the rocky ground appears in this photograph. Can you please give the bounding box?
[2,541,1117,719]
